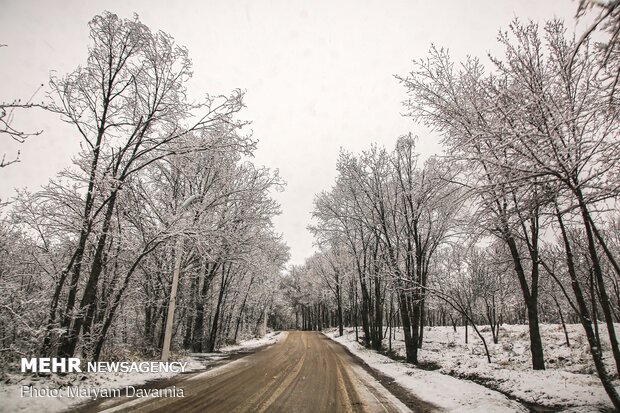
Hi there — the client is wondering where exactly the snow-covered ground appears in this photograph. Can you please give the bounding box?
[326,324,619,412]
[326,329,527,412]
[0,332,283,413]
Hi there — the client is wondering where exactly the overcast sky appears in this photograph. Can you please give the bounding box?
[0,0,578,265]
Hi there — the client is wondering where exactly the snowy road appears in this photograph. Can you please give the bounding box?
[86,331,415,413]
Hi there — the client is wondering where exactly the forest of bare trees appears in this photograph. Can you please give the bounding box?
[0,12,288,369]
[2,1,620,411]
[280,2,620,409]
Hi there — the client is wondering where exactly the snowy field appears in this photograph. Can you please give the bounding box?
[0,332,283,413]
[327,324,619,412]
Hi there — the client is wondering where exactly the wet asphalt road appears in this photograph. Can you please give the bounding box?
[83,331,412,413]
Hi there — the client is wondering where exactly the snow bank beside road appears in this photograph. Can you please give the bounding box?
[326,330,527,413]
[203,330,283,355]
[387,324,617,411]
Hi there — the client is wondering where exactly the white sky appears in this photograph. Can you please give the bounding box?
[0,0,578,265]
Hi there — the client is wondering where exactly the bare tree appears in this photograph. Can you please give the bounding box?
[39,12,251,358]
[397,16,620,408]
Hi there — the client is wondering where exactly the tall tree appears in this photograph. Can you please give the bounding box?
[397,42,548,370]
[43,12,250,357]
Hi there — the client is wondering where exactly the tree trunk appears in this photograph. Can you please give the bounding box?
[576,190,620,375]
[60,189,120,357]
[552,294,570,347]
[557,207,620,410]
[233,276,255,342]
[398,290,417,363]
[505,234,545,370]
[192,261,218,352]
[359,281,372,347]
[336,281,344,336]
[206,263,230,352]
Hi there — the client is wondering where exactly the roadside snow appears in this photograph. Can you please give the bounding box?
[0,332,283,413]
[326,330,527,412]
[194,330,283,356]
[0,364,180,413]
[394,324,617,410]
[327,324,620,411]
